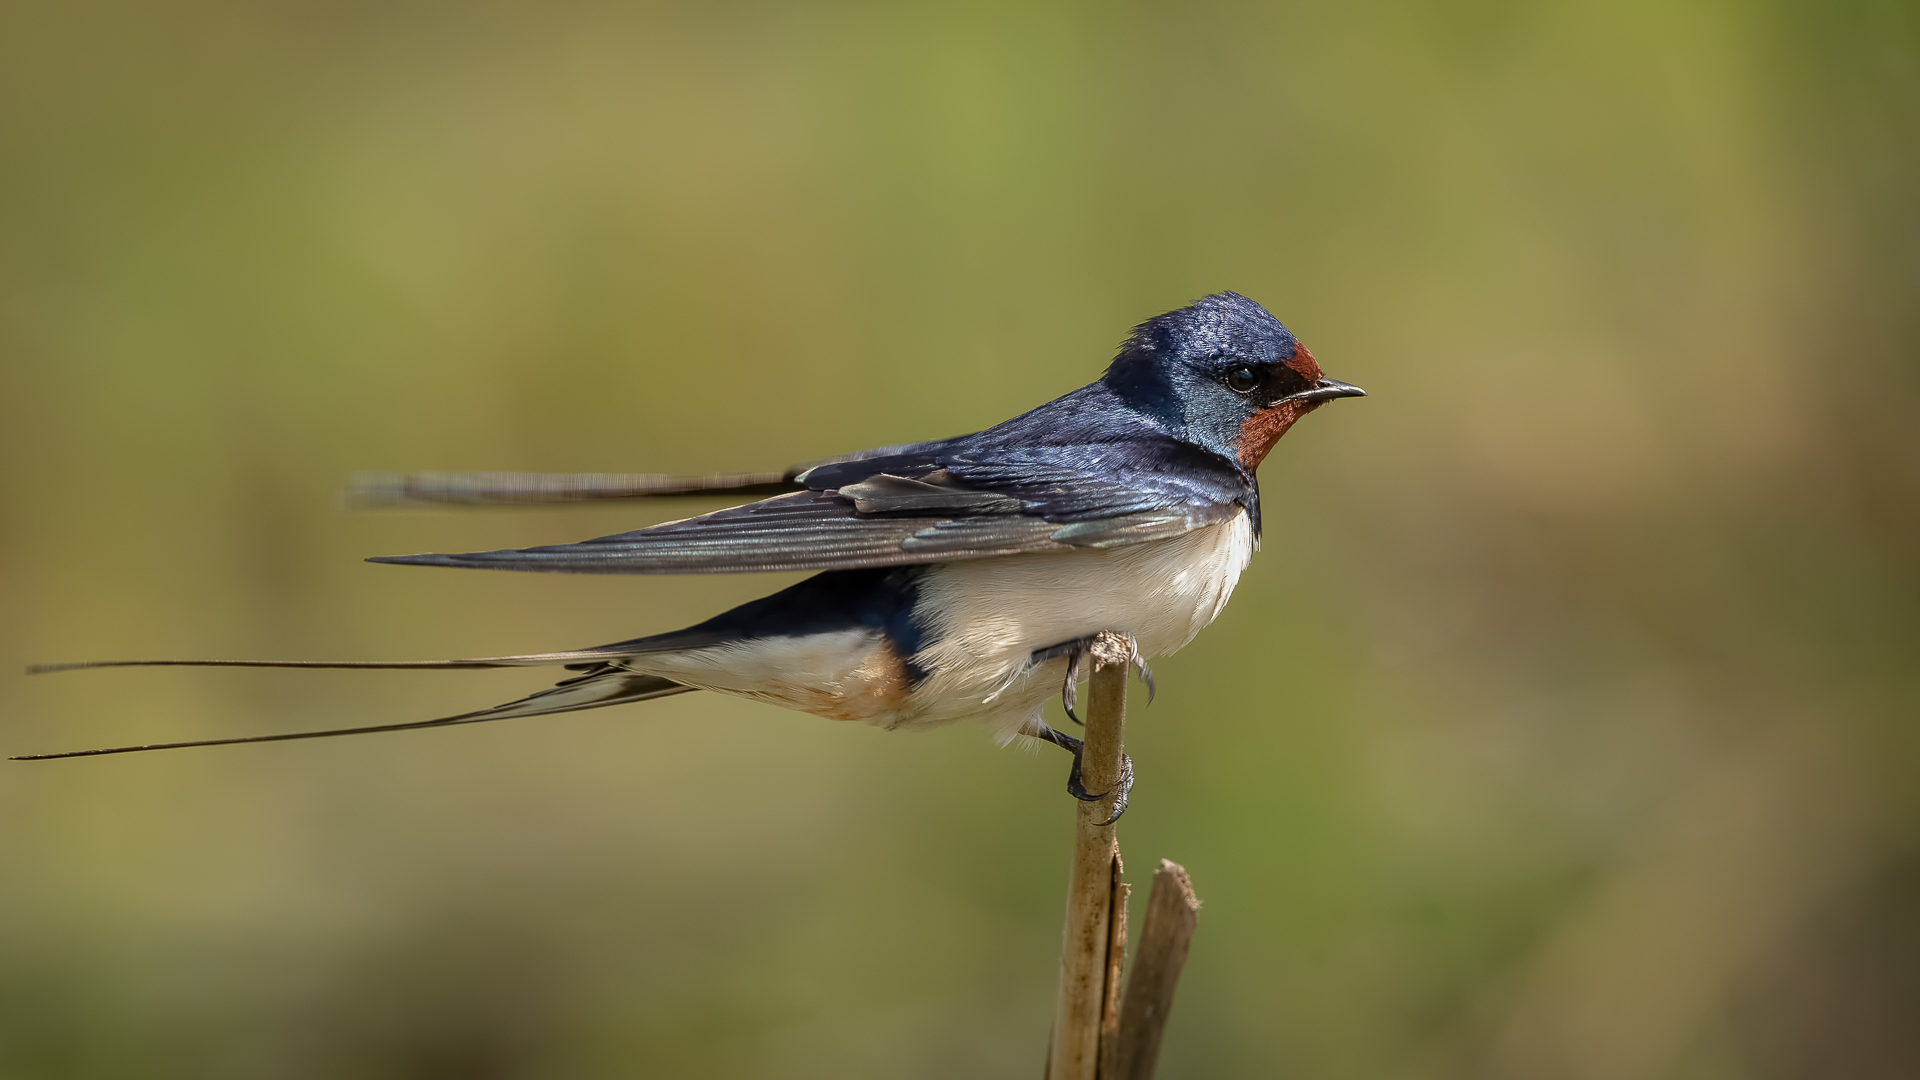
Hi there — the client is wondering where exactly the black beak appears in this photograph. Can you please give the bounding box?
[1286,378,1367,404]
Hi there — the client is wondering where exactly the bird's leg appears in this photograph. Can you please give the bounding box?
[1131,652,1156,705]
[1030,723,1133,824]
[1026,636,1088,723]
[1026,634,1148,823]
[1029,635,1158,720]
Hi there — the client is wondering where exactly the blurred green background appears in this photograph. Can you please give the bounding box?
[3,1,1916,1077]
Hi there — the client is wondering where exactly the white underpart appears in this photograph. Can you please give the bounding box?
[909,508,1255,737]
[631,628,894,717]
[622,508,1256,737]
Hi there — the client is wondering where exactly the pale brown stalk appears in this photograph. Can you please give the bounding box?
[1048,633,1132,1080]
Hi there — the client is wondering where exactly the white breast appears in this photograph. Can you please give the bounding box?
[904,509,1256,733]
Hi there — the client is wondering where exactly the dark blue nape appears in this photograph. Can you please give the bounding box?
[795,293,1292,538]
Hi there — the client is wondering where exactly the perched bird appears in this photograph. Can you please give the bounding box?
[19,292,1364,817]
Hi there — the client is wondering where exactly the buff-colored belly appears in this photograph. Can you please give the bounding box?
[633,629,912,723]
[628,510,1255,734]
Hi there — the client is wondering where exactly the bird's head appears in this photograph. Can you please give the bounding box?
[1102,292,1365,470]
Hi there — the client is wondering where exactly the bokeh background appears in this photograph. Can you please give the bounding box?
[2,1,1916,1077]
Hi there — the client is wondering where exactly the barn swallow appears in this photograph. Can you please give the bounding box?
[18,292,1364,819]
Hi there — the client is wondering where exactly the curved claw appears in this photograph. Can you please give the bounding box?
[1066,751,1098,801]
[1131,655,1156,705]
[1040,724,1101,800]
[1048,725,1133,826]
[1060,643,1085,725]
[1034,634,1149,816]
[1067,749,1134,825]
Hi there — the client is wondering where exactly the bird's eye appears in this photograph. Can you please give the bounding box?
[1225,366,1259,394]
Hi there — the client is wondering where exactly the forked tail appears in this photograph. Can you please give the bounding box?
[15,654,694,760]
[26,644,657,676]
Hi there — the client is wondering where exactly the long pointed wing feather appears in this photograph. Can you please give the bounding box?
[346,442,946,508]
[347,471,804,507]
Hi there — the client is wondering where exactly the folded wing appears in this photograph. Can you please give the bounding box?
[370,486,1239,575]
[364,401,1258,575]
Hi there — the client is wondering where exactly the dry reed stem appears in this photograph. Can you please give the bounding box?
[1110,860,1201,1080]
[1048,632,1131,1080]
[1097,863,1131,1080]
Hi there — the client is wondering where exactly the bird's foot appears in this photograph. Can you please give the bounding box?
[1034,724,1135,826]
[1030,633,1156,725]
